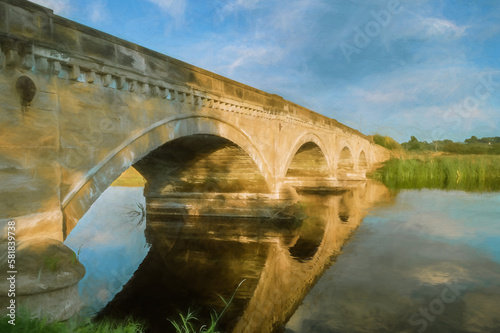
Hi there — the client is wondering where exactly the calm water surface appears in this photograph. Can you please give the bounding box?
[64,184,500,333]
[286,190,500,333]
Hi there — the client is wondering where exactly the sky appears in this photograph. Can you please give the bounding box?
[29,0,500,143]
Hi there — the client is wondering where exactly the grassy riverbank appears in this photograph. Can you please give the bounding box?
[370,154,500,191]
[0,312,144,333]
[3,281,244,333]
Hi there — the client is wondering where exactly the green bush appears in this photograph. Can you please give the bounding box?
[372,134,402,151]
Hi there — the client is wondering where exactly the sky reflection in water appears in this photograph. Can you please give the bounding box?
[64,187,150,316]
[286,189,500,333]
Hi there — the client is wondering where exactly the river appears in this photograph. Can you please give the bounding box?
[64,182,500,333]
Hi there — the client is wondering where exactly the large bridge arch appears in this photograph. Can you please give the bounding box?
[62,115,274,239]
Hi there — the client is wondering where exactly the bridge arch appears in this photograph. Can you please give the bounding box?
[281,133,331,179]
[357,150,368,169]
[62,115,273,238]
[336,144,355,171]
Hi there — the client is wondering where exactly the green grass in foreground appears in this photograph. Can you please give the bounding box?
[370,155,500,191]
[169,279,245,333]
[3,280,245,333]
[0,310,145,333]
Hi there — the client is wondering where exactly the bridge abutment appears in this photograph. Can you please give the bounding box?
[0,238,85,322]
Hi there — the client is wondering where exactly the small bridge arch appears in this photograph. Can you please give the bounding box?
[357,149,368,170]
[336,144,355,174]
[281,132,332,179]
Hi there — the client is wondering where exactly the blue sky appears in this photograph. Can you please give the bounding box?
[30,0,500,143]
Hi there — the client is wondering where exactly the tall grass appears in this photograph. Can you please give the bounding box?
[0,309,145,333]
[4,280,245,333]
[371,155,500,191]
[169,280,245,333]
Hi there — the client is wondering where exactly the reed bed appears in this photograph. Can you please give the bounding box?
[371,155,500,191]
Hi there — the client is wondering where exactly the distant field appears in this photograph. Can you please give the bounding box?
[370,154,500,191]
[111,167,146,187]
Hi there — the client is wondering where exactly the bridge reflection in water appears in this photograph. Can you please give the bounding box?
[96,181,393,333]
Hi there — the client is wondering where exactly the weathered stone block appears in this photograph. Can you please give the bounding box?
[0,3,6,32]
[0,209,63,243]
[0,108,58,148]
[149,58,188,82]
[80,34,116,60]
[59,149,95,178]
[188,71,213,90]
[36,12,52,42]
[0,148,28,169]
[234,86,244,99]
[59,88,117,147]
[141,96,173,123]
[26,148,59,168]
[34,90,57,111]
[8,6,38,39]
[91,133,129,162]
[266,95,285,109]
[52,24,80,52]
[224,81,236,97]
[0,166,59,219]
[116,45,146,72]
[212,79,224,94]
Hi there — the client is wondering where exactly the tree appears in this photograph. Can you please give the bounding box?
[372,134,402,150]
[465,136,478,144]
[408,136,421,151]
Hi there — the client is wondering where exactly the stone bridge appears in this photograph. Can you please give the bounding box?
[0,0,389,323]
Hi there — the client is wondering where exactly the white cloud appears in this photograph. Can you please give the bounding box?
[220,44,286,74]
[350,88,411,104]
[347,65,472,106]
[219,0,262,14]
[28,0,72,15]
[269,0,330,34]
[393,15,467,41]
[146,0,187,27]
[87,0,108,23]
[420,17,467,38]
[328,64,500,142]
